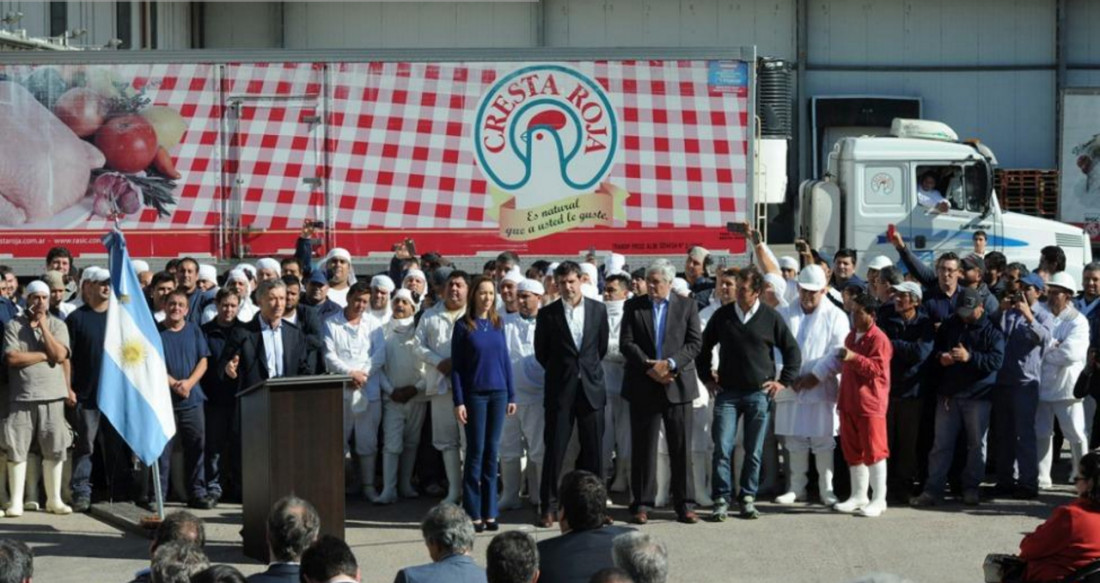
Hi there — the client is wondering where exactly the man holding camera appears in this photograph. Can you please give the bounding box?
[992,273,1054,500]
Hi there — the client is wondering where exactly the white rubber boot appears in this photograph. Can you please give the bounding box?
[359,455,380,503]
[834,464,870,513]
[1038,436,1054,489]
[7,462,26,517]
[692,452,715,507]
[498,459,524,510]
[775,449,809,504]
[398,448,419,498]
[442,449,463,505]
[816,451,839,507]
[655,453,671,508]
[376,453,399,505]
[24,455,40,511]
[43,458,72,515]
[857,460,888,518]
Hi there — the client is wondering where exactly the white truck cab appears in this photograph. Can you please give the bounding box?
[798,119,1092,272]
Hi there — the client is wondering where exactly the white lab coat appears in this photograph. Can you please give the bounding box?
[1039,306,1091,402]
[774,300,849,438]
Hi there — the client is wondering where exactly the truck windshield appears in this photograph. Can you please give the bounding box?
[916,163,989,213]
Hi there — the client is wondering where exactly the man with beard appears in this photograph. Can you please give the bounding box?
[370,275,395,325]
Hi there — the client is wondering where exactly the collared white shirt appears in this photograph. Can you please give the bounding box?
[563,297,585,349]
[324,310,386,402]
[734,298,761,324]
[259,316,284,378]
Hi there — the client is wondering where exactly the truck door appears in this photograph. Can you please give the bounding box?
[907,163,993,263]
[222,64,328,259]
[855,163,909,265]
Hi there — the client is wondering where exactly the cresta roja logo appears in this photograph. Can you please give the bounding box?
[474,64,627,241]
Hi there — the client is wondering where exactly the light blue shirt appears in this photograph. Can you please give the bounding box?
[651,296,675,369]
[259,316,284,378]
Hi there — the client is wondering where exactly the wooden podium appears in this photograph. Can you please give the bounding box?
[238,374,349,561]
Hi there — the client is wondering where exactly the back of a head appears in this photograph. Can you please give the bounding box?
[190,564,247,583]
[0,539,33,583]
[153,511,206,552]
[420,502,475,557]
[300,535,359,583]
[589,567,635,583]
[486,531,538,583]
[560,470,607,531]
[267,496,322,563]
[612,532,668,583]
[150,541,209,583]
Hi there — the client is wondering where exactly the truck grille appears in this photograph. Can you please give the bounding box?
[1056,233,1083,248]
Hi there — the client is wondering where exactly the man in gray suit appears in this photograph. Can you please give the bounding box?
[394,503,487,583]
[620,259,703,525]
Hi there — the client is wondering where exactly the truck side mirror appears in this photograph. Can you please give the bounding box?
[914,235,927,249]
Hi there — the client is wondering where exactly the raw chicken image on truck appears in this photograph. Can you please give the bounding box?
[0,48,758,267]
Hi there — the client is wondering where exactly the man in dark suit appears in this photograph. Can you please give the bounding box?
[536,471,634,583]
[395,503,487,583]
[535,261,611,528]
[246,496,321,583]
[282,273,326,374]
[220,279,312,390]
[620,259,703,524]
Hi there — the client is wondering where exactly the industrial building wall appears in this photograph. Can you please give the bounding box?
[803,0,1057,169]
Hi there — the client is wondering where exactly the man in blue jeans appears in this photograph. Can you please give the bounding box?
[697,266,801,520]
[992,273,1053,500]
[911,286,1005,507]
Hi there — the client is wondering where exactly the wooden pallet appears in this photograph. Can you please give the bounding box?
[995,169,1059,220]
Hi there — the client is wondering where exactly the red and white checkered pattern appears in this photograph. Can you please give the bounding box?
[328,60,749,231]
[0,59,749,258]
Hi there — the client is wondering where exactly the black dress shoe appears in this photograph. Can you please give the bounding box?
[188,496,215,510]
[485,520,500,532]
[473,521,486,533]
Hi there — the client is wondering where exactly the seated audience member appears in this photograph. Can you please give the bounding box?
[487,531,539,583]
[395,503,487,583]
[247,496,321,583]
[537,471,634,583]
[191,565,247,583]
[301,535,360,583]
[0,538,33,583]
[588,569,633,583]
[128,510,206,583]
[149,541,209,583]
[611,532,667,583]
[1015,451,1100,582]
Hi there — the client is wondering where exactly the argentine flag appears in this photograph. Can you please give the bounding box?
[99,231,176,465]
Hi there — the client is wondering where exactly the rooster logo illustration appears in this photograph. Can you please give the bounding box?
[475,65,618,210]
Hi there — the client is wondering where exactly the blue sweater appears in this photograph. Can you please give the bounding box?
[450,318,515,406]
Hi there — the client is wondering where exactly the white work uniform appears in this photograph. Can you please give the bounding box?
[380,316,428,455]
[602,300,630,470]
[501,312,545,464]
[324,311,386,457]
[414,305,466,452]
[775,299,849,453]
[1037,305,1091,486]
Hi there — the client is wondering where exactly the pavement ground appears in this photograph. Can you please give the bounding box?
[0,481,1074,583]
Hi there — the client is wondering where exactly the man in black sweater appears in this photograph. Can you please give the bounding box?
[696,266,801,521]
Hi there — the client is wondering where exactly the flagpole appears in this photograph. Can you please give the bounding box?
[151,460,166,520]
